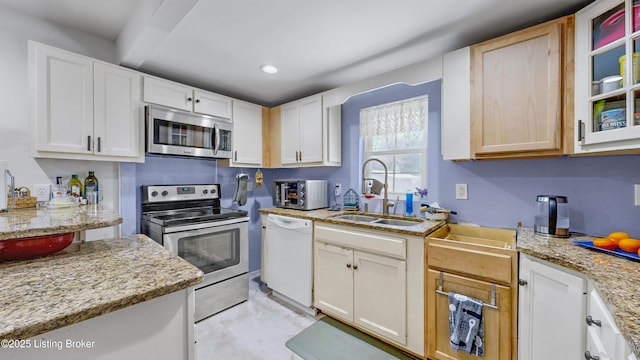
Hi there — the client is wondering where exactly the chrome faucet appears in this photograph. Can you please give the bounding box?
[361,158,394,215]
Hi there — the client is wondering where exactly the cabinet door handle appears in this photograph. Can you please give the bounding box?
[585,315,602,327]
[584,350,600,360]
[346,264,352,268]
[518,279,528,286]
[87,135,91,151]
[187,97,193,103]
[578,120,584,141]
[296,151,299,162]
[234,150,237,162]
[195,99,200,103]
[97,137,101,153]
[299,150,302,162]
[353,265,358,270]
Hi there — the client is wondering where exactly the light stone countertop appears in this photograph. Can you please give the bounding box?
[258,207,444,236]
[0,234,203,340]
[517,228,640,357]
[0,206,122,240]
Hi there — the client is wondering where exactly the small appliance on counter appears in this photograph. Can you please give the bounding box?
[273,180,328,210]
[534,195,570,238]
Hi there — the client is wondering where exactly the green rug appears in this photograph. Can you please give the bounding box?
[286,316,416,360]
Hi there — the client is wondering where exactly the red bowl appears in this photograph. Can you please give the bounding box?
[0,233,74,261]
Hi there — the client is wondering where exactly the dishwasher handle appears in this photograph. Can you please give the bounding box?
[267,214,312,232]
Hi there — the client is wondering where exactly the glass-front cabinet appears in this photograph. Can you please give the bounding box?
[575,0,640,153]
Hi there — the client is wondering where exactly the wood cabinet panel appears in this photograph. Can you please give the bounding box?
[470,16,574,159]
[426,270,512,360]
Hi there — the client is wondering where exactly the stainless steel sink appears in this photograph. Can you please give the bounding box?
[371,218,421,227]
[330,214,379,222]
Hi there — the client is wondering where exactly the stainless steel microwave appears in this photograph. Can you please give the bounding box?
[146,105,232,159]
[273,180,328,210]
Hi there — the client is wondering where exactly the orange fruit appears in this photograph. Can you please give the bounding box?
[593,238,618,251]
[607,232,630,245]
[618,238,640,253]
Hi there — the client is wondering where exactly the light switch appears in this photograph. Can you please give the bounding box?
[455,184,468,200]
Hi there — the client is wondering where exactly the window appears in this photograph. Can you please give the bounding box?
[360,96,428,196]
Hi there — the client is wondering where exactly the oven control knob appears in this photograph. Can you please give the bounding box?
[161,191,168,197]
[210,188,216,194]
[203,189,208,194]
[151,191,158,197]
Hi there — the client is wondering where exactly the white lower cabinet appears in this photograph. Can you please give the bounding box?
[313,223,422,356]
[585,286,630,360]
[518,254,587,360]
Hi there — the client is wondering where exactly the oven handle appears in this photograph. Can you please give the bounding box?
[162,217,249,234]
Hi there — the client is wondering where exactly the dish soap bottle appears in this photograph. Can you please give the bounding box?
[69,174,83,199]
[405,190,413,216]
[84,171,99,203]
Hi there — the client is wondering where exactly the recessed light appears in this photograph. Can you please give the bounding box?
[260,64,278,74]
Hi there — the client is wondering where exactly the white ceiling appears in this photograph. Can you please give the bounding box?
[1,0,593,106]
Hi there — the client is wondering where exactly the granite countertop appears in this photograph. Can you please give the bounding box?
[0,234,203,340]
[517,228,640,357]
[258,207,444,236]
[0,206,122,240]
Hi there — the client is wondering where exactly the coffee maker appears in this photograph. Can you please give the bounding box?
[534,195,570,238]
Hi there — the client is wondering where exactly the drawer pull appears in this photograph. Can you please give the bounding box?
[585,315,602,327]
[584,350,600,360]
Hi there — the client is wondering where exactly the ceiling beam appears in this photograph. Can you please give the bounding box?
[115,0,198,68]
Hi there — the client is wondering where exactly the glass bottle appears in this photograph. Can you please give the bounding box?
[69,174,83,198]
[84,171,99,202]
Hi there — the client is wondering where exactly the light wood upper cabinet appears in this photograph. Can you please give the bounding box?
[470,15,574,159]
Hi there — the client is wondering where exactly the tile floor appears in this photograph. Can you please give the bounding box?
[195,271,316,360]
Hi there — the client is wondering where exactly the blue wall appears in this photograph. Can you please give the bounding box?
[128,79,640,272]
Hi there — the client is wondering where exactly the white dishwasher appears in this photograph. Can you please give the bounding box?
[266,214,314,314]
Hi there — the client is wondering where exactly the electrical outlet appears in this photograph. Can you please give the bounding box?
[34,184,51,202]
[635,184,640,206]
[455,183,468,200]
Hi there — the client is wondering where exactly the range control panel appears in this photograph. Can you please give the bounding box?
[142,184,220,203]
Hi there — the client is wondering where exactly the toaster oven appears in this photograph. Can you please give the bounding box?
[273,180,328,210]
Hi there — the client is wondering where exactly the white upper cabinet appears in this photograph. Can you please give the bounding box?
[441,47,471,161]
[281,94,323,166]
[29,41,143,162]
[227,100,263,167]
[575,0,640,153]
[279,94,341,167]
[143,75,232,120]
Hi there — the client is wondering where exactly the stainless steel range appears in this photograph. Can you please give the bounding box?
[140,184,249,322]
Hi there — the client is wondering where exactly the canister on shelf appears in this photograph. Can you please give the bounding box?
[619,53,640,85]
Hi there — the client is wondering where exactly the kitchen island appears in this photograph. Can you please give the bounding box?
[0,206,203,359]
[517,228,640,358]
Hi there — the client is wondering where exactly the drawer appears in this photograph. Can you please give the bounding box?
[428,239,513,285]
[587,288,626,359]
[314,223,406,259]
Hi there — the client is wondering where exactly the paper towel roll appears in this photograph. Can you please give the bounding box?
[0,161,7,211]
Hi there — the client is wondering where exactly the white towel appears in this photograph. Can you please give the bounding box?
[448,292,484,357]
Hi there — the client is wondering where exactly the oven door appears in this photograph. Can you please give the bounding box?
[163,218,248,288]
